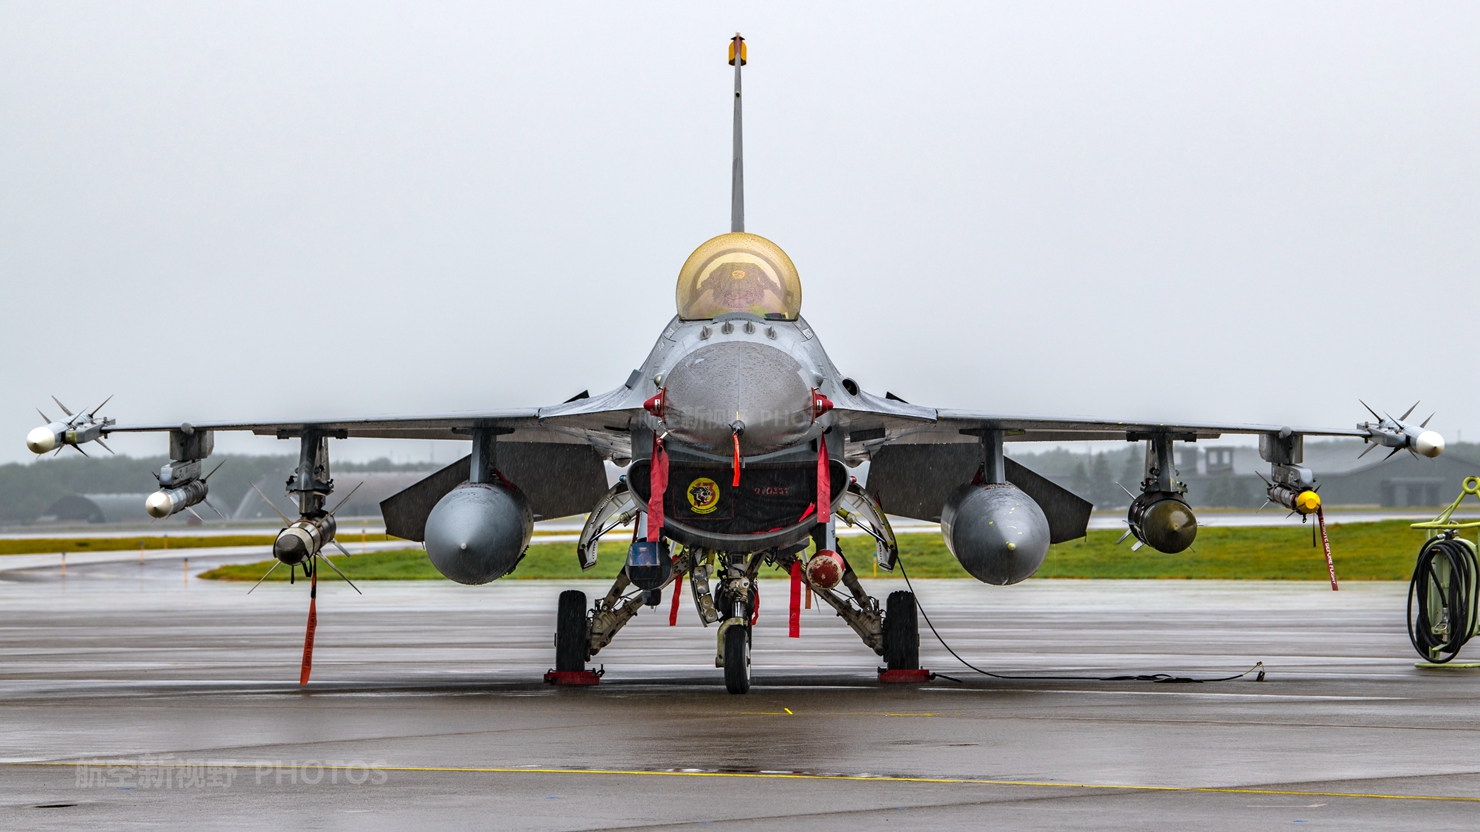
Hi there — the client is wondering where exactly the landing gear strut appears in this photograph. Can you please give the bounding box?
[545,538,914,693]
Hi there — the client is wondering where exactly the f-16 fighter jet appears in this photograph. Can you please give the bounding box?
[26,35,1446,693]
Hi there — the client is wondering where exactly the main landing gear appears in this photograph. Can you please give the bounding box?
[546,544,922,694]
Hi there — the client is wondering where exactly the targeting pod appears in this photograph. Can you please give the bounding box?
[274,514,337,566]
[627,540,673,591]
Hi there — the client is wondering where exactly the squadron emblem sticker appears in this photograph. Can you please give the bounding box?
[686,477,721,515]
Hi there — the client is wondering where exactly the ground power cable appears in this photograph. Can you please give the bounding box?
[893,555,1265,684]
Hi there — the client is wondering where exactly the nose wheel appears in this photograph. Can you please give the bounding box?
[723,624,751,694]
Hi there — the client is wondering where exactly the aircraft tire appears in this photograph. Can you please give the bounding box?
[723,625,751,694]
[883,590,920,671]
[555,589,589,672]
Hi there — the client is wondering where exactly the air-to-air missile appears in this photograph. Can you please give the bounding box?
[1358,401,1445,460]
[25,396,114,456]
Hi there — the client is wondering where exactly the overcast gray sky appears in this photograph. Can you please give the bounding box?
[2,2,1477,467]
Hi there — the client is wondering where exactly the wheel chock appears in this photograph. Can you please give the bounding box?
[878,668,933,683]
[544,668,603,686]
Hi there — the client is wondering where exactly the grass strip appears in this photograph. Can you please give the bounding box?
[200,520,1475,582]
[0,535,281,555]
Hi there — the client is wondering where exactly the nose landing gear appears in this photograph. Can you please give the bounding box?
[721,622,751,694]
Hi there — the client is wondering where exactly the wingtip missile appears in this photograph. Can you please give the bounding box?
[1356,402,1444,460]
[25,397,115,455]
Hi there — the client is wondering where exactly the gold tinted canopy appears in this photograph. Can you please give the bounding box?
[675,233,802,321]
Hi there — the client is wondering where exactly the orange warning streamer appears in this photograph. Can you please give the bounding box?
[299,567,318,685]
[789,560,802,638]
[1317,505,1338,591]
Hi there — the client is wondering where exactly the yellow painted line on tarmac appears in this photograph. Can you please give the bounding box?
[12,761,1480,804]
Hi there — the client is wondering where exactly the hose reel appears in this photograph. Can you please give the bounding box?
[1408,476,1480,662]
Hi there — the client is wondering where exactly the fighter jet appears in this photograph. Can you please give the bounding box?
[26,35,1447,694]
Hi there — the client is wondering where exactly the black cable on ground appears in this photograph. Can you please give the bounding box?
[894,555,1265,684]
[1408,534,1478,663]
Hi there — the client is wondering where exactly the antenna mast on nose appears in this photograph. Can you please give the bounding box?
[729,33,746,233]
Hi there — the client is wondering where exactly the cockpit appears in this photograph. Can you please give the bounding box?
[675,232,802,321]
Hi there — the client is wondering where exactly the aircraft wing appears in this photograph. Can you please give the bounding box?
[908,410,1369,443]
[96,383,650,461]
[102,409,545,441]
[832,387,1438,461]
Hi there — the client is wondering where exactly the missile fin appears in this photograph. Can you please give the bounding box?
[95,438,113,454]
[327,481,364,517]
[70,444,89,458]
[317,551,362,594]
[1116,528,1134,545]
[247,560,281,594]
[1400,401,1420,421]
[1358,441,1381,459]
[1383,446,1402,461]
[36,408,52,424]
[1130,540,1144,552]
[250,482,293,525]
[50,396,73,418]
[1359,400,1383,422]
[88,395,113,418]
[1422,413,1435,429]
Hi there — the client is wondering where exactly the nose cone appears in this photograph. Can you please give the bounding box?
[145,491,174,519]
[26,426,58,454]
[663,341,813,454]
[1416,430,1445,458]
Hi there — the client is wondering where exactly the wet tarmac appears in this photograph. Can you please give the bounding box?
[2,557,1478,830]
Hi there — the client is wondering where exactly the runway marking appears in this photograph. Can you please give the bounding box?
[922,687,1406,701]
[10,760,1480,804]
